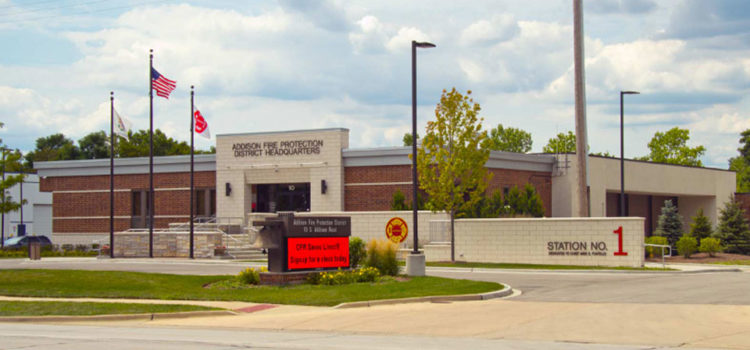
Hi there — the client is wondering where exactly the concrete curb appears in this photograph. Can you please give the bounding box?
[332,284,513,309]
[425,266,743,274]
[0,310,237,323]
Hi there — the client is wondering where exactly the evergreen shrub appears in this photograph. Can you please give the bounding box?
[676,235,698,258]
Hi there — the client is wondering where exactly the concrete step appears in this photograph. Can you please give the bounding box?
[227,248,267,260]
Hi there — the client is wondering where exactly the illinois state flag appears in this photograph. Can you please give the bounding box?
[193,109,211,139]
[113,108,132,139]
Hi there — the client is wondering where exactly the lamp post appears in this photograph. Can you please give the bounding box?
[620,90,639,217]
[407,40,435,276]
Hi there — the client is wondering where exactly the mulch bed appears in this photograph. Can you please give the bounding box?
[646,252,749,264]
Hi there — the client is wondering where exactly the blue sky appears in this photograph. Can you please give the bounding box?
[1,0,749,168]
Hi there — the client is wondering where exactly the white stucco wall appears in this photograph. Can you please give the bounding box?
[249,211,449,249]
[217,129,349,222]
[552,155,735,226]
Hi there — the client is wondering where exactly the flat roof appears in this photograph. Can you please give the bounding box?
[218,128,349,138]
[35,154,216,177]
[342,147,556,173]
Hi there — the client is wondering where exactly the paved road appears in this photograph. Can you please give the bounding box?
[429,268,750,305]
[0,323,724,350]
[3,258,749,305]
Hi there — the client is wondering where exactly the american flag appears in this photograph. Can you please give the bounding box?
[151,68,176,99]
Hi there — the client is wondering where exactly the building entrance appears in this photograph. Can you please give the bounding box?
[255,183,310,213]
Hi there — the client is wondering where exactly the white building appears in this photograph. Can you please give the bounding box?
[1,173,52,242]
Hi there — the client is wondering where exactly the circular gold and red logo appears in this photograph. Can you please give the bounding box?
[385,217,408,244]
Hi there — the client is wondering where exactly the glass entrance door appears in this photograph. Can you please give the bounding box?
[255,183,310,213]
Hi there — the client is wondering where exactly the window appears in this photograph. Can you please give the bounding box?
[131,190,151,228]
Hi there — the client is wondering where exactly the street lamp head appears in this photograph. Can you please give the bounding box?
[621,91,640,95]
[413,41,436,49]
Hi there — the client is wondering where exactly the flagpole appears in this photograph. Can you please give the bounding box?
[149,49,154,258]
[189,85,195,259]
[110,91,115,259]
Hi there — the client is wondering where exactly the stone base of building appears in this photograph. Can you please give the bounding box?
[112,232,223,258]
[259,271,315,285]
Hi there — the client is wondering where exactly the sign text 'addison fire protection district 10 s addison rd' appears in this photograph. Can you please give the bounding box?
[286,217,351,270]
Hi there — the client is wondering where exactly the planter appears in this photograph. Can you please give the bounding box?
[214,248,227,256]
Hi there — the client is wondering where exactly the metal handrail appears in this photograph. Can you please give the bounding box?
[645,243,672,268]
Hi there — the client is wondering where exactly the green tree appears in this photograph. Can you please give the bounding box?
[590,151,615,158]
[689,208,713,245]
[78,131,110,159]
[417,88,492,261]
[542,131,576,153]
[654,199,683,247]
[639,127,705,167]
[116,129,191,157]
[487,124,532,153]
[715,198,750,254]
[498,184,545,218]
[0,123,27,223]
[521,183,545,217]
[729,156,750,192]
[402,132,419,146]
[390,190,409,210]
[729,129,750,192]
[24,133,80,168]
[738,129,750,161]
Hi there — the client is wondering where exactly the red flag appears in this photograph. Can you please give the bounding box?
[194,109,211,139]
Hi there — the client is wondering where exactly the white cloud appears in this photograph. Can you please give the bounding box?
[460,14,519,47]
[348,15,388,54]
[2,0,750,170]
[385,27,430,53]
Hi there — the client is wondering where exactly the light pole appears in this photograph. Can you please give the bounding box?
[408,40,435,276]
[620,90,639,217]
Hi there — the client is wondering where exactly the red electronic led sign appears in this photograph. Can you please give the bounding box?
[287,237,350,270]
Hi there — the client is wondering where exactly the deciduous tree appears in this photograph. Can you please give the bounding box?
[116,129,191,157]
[402,132,419,146]
[24,133,80,168]
[542,131,576,153]
[78,131,110,159]
[639,127,705,167]
[417,88,492,261]
[487,124,532,153]
[0,123,26,225]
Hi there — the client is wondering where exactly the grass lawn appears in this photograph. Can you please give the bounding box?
[0,300,218,316]
[0,270,501,307]
[0,250,98,259]
[710,260,750,265]
[423,261,672,271]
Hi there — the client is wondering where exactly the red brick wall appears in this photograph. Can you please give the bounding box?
[344,166,552,215]
[43,171,215,233]
[40,172,215,192]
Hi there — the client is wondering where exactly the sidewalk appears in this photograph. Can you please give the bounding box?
[142,297,750,349]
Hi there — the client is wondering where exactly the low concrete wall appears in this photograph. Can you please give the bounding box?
[113,232,223,258]
[249,211,449,249]
[427,217,644,267]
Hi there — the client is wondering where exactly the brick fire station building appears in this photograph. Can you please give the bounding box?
[35,128,735,245]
